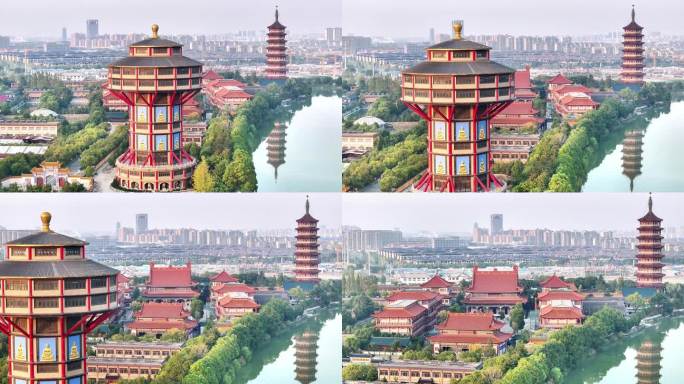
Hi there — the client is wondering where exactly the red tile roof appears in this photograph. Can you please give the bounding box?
[554,84,593,95]
[373,302,426,318]
[148,262,194,288]
[539,275,577,290]
[540,306,584,319]
[116,274,130,284]
[559,96,598,107]
[548,73,572,85]
[436,312,505,332]
[429,332,512,345]
[538,290,585,301]
[468,266,522,294]
[210,270,239,283]
[490,117,544,126]
[214,88,253,99]
[497,101,539,117]
[136,302,190,319]
[142,288,199,298]
[464,295,526,305]
[514,67,533,90]
[218,297,260,309]
[128,320,198,330]
[212,283,256,295]
[202,70,223,81]
[420,274,451,289]
[207,79,247,89]
[387,291,441,302]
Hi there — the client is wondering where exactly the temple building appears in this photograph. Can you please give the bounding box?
[622,130,644,192]
[513,65,538,102]
[547,73,573,92]
[289,196,321,290]
[142,262,199,308]
[107,25,203,192]
[372,300,428,336]
[420,274,454,305]
[636,194,665,290]
[209,270,239,288]
[622,5,645,85]
[266,122,287,181]
[537,275,584,328]
[0,161,93,191]
[377,360,481,384]
[385,291,444,325]
[87,341,181,383]
[491,102,543,133]
[127,302,198,337]
[429,312,513,355]
[464,266,526,315]
[266,7,288,80]
[636,338,663,384]
[0,212,119,384]
[401,21,514,192]
[294,329,319,384]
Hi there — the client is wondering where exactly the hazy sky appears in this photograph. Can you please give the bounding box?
[343,0,683,38]
[342,193,684,233]
[0,193,341,234]
[0,0,342,38]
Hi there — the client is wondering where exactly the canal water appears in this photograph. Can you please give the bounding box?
[582,101,684,192]
[564,317,684,384]
[234,311,342,384]
[253,96,342,192]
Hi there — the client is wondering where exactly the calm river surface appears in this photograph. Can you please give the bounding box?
[582,101,684,192]
[253,96,342,192]
[234,311,342,384]
[564,317,684,384]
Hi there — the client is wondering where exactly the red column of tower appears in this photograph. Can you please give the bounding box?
[294,197,320,282]
[401,21,514,192]
[621,6,645,85]
[266,7,288,80]
[636,194,665,289]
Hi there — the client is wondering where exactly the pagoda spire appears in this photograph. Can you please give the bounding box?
[275,5,279,22]
[632,4,636,22]
[648,192,653,212]
[305,195,310,214]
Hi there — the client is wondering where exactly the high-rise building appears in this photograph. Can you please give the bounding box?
[636,194,665,289]
[135,213,149,234]
[62,27,67,42]
[107,25,203,191]
[429,28,435,44]
[0,212,119,384]
[86,19,99,39]
[326,27,342,46]
[294,196,320,283]
[266,7,287,80]
[401,21,514,192]
[621,5,645,85]
[490,214,503,235]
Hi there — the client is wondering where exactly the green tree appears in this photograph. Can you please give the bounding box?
[192,160,215,192]
[510,304,525,333]
[342,363,378,381]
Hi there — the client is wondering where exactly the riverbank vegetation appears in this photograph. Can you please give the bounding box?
[342,123,427,191]
[194,77,341,192]
[510,82,673,192]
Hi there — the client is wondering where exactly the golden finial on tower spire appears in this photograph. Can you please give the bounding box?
[452,20,463,40]
[151,24,159,39]
[40,212,52,232]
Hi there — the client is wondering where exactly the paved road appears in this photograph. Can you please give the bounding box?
[94,163,117,192]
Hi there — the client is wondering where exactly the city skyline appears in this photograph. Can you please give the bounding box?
[342,193,684,233]
[0,193,341,234]
[342,0,683,38]
[0,0,342,38]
